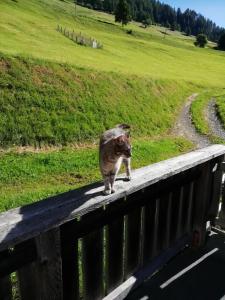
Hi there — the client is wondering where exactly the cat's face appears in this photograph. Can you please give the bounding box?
[114,135,132,158]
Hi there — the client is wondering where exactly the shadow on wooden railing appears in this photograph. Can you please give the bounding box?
[0,145,225,300]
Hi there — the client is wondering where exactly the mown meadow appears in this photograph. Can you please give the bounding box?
[0,0,225,210]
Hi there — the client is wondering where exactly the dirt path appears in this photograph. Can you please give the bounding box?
[172,94,211,149]
[206,100,225,140]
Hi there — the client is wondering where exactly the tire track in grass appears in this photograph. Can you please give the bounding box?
[206,100,225,141]
[172,94,211,149]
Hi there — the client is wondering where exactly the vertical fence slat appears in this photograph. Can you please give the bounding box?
[0,250,12,300]
[158,193,172,251]
[124,194,142,279]
[170,189,180,244]
[218,162,225,228]
[0,276,12,300]
[18,229,63,300]
[106,200,125,294]
[143,197,160,264]
[162,192,173,249]
[193,162,212,247]
[209,158,224,225]
[82,209,104,300]
[176,186,184,240]
[185,181,195,232]
[61,220,79,300]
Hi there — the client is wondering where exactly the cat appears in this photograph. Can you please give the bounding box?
[99,124,132,195]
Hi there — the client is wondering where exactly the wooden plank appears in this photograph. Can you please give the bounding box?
[61,220,79,300]
[0,145,225,251]
[82,209,104,300]
[142,197,160,264]
[0,276,12,300]
[208,157,224,225]
[169,189,180,244]
[0,240,36,277]
[176,186,184,240]
[185,181,195,233]
[192,162,212,247]
[105,200,125,294]
[158,193,172,251]
[18,229,63,300]
[0,251,12,300]
[124,193,142,278]
[217,168,225,228]
[103,234,191,300]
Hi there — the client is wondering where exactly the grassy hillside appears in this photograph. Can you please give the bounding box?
[1,0,225,87]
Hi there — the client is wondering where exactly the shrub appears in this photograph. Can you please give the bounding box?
[194,34,207,48]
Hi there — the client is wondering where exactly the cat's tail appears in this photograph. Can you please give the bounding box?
[116,124,131,129]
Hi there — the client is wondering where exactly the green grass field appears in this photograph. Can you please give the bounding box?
[1,0,225,86]
[1,0,225,211]
[0,138,192,211]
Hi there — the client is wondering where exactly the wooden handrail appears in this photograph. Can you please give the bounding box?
[0,144,225,252]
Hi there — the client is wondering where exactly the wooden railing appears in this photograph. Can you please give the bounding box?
[0,145,225,300]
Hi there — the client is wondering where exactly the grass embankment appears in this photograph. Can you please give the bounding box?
[0,53,195,147]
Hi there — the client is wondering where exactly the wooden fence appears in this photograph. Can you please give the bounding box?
[56,25,103,49]
[0,145,225,300]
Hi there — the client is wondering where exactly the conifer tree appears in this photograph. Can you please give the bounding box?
[115,0,131,26]
[218,33,225,50]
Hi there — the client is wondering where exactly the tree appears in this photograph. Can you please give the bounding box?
[194,33,208,48]
[142,18,152,28]
[218,33,225,50]
[115,0,131,26]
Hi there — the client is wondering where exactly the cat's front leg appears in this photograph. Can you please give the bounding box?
[123,157,131,181]
[103,175,111,195]
[110,174,116,194]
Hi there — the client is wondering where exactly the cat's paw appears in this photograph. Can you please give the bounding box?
[103,189,111,195]
[124,176,131,181]
[111,188,115,193]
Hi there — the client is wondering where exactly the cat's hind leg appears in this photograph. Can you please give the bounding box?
[110,157,123,193]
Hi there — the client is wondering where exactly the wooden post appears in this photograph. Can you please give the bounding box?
[61,220,79,300]
[0,251,12,300]
[17,229,63,300]
[0,276,12,300]
[106,200,125,294]
[216,161,225,228]
[208,157,224,225]
[82,209,104,300]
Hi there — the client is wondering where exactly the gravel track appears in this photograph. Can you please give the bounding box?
[172,94,211,149]
[206,100,225,141]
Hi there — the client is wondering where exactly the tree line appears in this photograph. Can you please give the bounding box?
[76,0,225,42]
